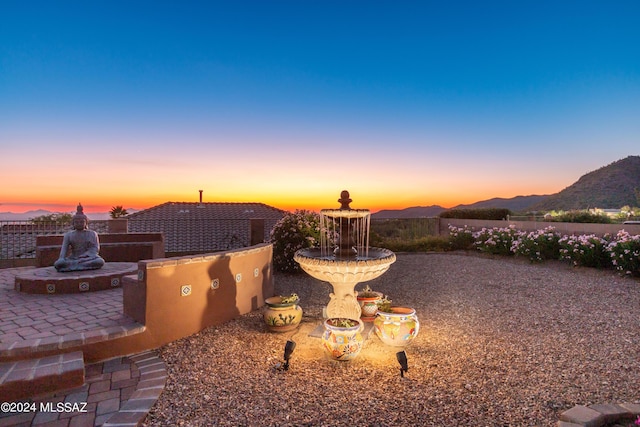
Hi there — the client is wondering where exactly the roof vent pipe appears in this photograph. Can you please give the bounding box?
[199,190,203,204]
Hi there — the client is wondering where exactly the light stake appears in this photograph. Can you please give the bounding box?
[283,340,296,371]
[396,350,408,378]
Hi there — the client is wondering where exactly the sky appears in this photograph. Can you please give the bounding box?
[1,1,639,214]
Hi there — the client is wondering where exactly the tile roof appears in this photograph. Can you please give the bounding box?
[127,202,285,254]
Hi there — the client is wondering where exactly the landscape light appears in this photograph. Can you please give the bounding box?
[283,340,296,371]
[396,351,408,377]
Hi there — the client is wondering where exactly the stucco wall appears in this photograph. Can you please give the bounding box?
[92,243,275,361]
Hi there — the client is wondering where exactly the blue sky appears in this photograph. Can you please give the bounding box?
[1,1,639,213]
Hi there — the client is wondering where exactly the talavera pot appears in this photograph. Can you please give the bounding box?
[321,318,364,361]
[356,291,383,322]
[374,307,419,347]
[263,296,303,333]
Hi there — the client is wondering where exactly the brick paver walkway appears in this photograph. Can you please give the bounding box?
[0,268,138,345]
[0,268,165,427]
[0,351,166,427]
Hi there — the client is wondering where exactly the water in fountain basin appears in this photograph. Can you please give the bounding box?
[319,209,371,259]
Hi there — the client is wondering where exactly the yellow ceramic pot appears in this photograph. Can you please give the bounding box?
[374,307,419,347]
[264,296,303,332]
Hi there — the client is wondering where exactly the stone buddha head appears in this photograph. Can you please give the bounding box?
[72,203,89,231]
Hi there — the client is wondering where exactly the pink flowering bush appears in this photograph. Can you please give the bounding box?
[511,227,560,262]
[559,234,612,269]
[448,225,639,275]
[473,226,520,256]
[607,230,640,276]
[270,210,321,273]
[447,225,475,250]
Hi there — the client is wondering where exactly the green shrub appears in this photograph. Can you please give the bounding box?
[269,210,321,273]
[447,225,475,250]
[30,212,73,223]
[511,227,560,262]
[559,234,612,269]
[473,226,519,256]
[439,208,512,220]
[547,210,612,223]
[380,236,450,252]
[607,230,640,276]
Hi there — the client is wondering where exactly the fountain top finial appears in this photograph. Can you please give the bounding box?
[338,190,352,210]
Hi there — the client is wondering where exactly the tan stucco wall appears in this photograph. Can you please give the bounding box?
[90,243,275,362]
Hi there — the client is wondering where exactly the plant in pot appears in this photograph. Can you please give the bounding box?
[321,317,364,361]
[356,285,384,322]
[374,296,420,347]
[264,293,303,332]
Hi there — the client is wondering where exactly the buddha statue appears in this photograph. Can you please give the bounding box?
[54,203,106,272]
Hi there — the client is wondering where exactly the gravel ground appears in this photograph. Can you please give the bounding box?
[143,252,640,427]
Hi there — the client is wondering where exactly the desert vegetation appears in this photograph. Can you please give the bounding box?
[271,210,640,277]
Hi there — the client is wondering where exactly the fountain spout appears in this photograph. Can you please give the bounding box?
[338,190,353,210]
[334,190,358,259]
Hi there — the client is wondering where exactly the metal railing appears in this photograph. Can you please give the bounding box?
[0,220,109,260]
[1,217,433,263]
[0,218,280,262]
[370,218,440,241]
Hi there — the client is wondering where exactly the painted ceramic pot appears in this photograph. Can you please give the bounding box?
[374,307,420,347]
[356,291,383,322]
[321,318,364,361]
[264,296,303,333]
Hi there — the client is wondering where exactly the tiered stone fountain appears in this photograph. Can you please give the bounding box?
[294,191,396,320]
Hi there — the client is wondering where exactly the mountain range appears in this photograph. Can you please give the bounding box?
[372,155,640,218]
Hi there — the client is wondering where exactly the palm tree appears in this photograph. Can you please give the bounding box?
[109,206,129,219]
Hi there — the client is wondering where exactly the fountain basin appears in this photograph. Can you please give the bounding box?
[294,247,395,319]
[294,247,395,283]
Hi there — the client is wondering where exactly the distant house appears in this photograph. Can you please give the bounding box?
[590,208,622,218]
[127,202,285,255]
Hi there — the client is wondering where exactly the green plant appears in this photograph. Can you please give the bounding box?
[109,206,129,218]
[357,285,381,298]
[440,208,512,220]
[559,234,612,268]
[327,318,359,328]
[608,230,640,276]
[473,226,519,256]
[378,236,450,252]
[547,210,612,224]
[446,223,640,276]
[376,295,392,313]
[279,293,299,304]
[30,212,73,223]
[448,225,475,250]
[269,210,321,273]
[512,227,560,262]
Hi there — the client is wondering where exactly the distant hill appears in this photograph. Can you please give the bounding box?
[0,209,139,221]
[453,195,550,212]
[372,195,547,218]
[529,155,640,211]
[372,205,447,218]
[370,156,639,218]
[0,210,55,221]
